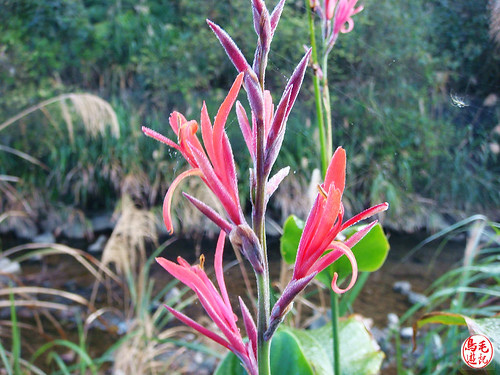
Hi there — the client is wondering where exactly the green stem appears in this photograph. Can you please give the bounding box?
[321,53,333,158]
[338,272,370,316]
[393,325,404,375]
[257,273,271,374]
[330,292,341,375]
[305,0,328,176]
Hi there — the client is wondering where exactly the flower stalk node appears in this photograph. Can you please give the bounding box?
[229,224,265,274]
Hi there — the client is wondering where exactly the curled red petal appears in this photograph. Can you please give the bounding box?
[329,242,358,294]
[162,168,203,234]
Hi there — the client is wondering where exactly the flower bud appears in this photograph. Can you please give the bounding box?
[229,224,264,274]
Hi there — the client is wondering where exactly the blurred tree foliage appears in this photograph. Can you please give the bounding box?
[0,0,498,227]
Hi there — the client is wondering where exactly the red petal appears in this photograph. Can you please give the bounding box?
[165,305,231,350]
[324,147,346,194]
[341,202,389,230]
[200,102,215,163]
[214,231,231,311]
[343,220,378,248]
[213,73,244,166]
[236,101,255,160]
[142,126,180,151]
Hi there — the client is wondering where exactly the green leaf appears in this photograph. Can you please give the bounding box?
[213,352,246,375]
[214,316,384,375]
[282,329,333,375]
[296,316,385,375]
[280,215,305,264]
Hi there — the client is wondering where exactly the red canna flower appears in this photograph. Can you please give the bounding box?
[320,0,364,52]
[142,73,246,235]
[293,146,388,291]
[330,0,364,35]
[157,231,257,375]
[266,147,388,339]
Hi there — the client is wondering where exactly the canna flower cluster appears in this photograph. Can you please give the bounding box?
[144,0,387,372]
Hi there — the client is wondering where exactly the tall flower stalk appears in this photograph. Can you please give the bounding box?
[207,2,310,370]
[144,0,386,374]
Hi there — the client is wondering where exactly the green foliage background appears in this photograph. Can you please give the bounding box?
[0,0,499,227]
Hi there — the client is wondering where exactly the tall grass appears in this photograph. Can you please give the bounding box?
[395,216,500,373]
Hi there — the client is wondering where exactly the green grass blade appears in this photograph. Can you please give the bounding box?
[9,288,21,375]
[47,352,71,375]
[30,340,97,375]
[0,341,13,375]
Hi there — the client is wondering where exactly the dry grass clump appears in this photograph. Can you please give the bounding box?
[0,93,120,140]
[101,195,157,275]
[0,92,121,232]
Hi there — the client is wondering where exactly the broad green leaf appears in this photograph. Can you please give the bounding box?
[280,215,305,264]
[215,316,384,375]
[304,316,385,375]
[282,328,333,375]
[214,329,314,375]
